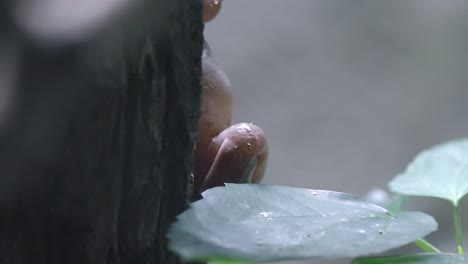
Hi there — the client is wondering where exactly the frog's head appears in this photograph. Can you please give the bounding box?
[203,0,223,23]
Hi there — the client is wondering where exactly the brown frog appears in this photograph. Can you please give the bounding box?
[194,0,268,195]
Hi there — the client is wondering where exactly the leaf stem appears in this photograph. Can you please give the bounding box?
[414,238,441,253]
[454,205,464,255]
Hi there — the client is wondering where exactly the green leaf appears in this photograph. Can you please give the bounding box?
[208,260,248,264]
[389,138,468,205]
[167,184,437,262]
[353,253,468,264]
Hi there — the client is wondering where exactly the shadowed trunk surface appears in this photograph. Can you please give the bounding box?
[0,1,203,263]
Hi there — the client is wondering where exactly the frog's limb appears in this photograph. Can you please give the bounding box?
[198,123,268,194]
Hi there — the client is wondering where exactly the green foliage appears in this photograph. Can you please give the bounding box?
[167,138,468,263]
[353,253,467,264]
[168,185,436,262]
[208,260,248,264]
[389,138,468,206]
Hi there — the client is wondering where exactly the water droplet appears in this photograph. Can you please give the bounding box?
[236,123,252,133]
[378,230,385,235]
[311,191,318,195]
[357,229,366,234]
[259,211,273,217]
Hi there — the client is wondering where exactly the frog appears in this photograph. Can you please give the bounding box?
[193,0,268,196]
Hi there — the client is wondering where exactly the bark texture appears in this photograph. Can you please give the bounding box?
[0,1,203,263]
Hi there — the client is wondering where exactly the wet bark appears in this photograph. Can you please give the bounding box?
[0,1,203,263]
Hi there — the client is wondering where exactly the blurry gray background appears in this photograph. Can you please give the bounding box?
[205,0,468,263]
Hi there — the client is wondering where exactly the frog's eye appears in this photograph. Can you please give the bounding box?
[202,0,222,23]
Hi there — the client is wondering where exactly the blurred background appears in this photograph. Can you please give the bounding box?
[205,0,468,263]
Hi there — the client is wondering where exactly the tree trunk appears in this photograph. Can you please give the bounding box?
[0,1,203,263]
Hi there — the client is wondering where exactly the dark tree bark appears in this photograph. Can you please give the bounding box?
[0,1,203,263]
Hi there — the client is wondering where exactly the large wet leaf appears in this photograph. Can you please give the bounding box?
[168,184,437,262]
[353,253,468,264]
[389,138,468,205]
[208,261,247,264]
